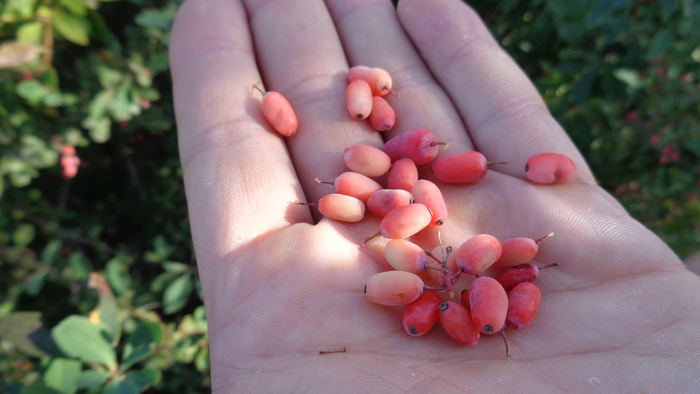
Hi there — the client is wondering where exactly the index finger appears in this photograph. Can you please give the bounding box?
[170,0,312,273]
[397,0,596,184]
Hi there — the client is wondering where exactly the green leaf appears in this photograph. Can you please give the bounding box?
[13,223,35,247]
[613,68,641,89]
[75,370,109,389]
[2,0,39,21]
[646,30,673,60]
[102,369,157,394]
[43,358,81,394]
[21,135,60,168]
[660,0,676,13]
[65,252,92,280]
[52,10,89,46]
[51,315,117,369]
[16,80,48,102]
[121,322,162,371]
[41,239,63,265]
[59,0,87,16]
[96,294,119,340]
[0,312,50,357]
[17,22,44,44]
[134,8,176,30]
[163,274,192,315]
[149,272,178,293]
[88,117,111,143]
[43,91,63,107]
[163,261,188,274]
[105,257,131,296]
[20,386,63,394]
[195,345,209,372]
[24,271,47,296]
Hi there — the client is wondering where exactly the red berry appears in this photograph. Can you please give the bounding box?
[525,153,577,184]
[431,151,507,184]
[497,262,559,291]
[506,282,541,330]
[469,277,508,335]
[438,301,480,346]
[403,290,442,336]
[460,288,470,311]
[382,129,447,165]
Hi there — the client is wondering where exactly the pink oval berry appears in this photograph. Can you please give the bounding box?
[348,65,395,96]
[506,282,541,330]
[343,144,391,178]
[253,84,298,137]
[316,194,365,223]
[384,239,430,274]
[494,233,552,268]
[366,189,413,218]
[455,234,502,276]
[315,172,382,204]
[364,271,424,306]
[525,153,577,184]
[346,79,373,120]
[369,96,395,131]
[379,203,432,239]
[387,158,418,192]
[411,180,448,227]
[469,277,508,334]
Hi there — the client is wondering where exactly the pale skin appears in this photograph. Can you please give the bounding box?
[169,0,700,392]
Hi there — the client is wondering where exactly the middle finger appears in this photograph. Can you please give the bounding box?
[244,0,383,205]
[325,0,474,156]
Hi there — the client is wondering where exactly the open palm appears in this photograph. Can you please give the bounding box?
[169,0,700,392]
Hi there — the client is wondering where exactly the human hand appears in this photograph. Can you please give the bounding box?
[169,0,700,392]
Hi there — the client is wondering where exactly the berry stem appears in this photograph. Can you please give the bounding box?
[487,160,510,166]
[423,285,449,292]
[362,231,381,245]
[319,347,347,355]
[385,85,401,98]
[535,232,555,245]
[499,330,511,359]
[425,250,447,268]
[294,200,316,207]
[537,262,560,271]
[430,141,451,149]
[314,177,334,185]
[251,82,266,97]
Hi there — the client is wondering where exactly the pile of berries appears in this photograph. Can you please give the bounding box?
[253,66,576,358]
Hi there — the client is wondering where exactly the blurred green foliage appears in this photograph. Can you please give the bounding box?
[0,0,698,392]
